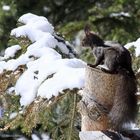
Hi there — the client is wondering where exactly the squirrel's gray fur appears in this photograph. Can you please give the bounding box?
[82,26,138,130]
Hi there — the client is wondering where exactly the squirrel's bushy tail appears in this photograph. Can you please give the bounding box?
[108,70,138,130]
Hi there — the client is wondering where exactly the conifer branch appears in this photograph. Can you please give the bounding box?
[68,93,77,140]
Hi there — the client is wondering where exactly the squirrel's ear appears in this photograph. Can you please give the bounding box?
[84,25,91,36]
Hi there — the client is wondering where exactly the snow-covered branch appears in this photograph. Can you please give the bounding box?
[0,13,86,106]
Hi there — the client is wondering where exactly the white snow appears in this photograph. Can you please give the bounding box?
[9,112,18,119]
[79,131,111,140]
[7,87,15,94]
[125,38,140,57]
[41,133,51,140]
[38,66,85,99]
[0,13,86,106]
[15,57,85,106]
[18,13,39,24]
[31,133,51,140]
[110,12,130,17]
[11,26,47,42]
[31,134,40,140]
[0,61,6,73]
[16,133,51,140]
[16,137,27,140]
[4,45,21,59]
[2,5,10,11]
[18,13,54,33]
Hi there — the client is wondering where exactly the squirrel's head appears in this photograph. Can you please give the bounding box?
[82,25,104,48]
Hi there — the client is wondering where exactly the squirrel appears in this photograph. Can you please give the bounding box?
[82,25,138,130]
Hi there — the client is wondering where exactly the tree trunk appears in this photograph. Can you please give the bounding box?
[78,66,125,131]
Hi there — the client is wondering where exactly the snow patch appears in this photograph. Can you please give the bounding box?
[9,112,18,119]
[18,13,54,33]
[2,5,10,11]
[110,12,130,17]
[4,45,21,59]
[125,38,140,57]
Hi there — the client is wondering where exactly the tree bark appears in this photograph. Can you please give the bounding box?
[78,66,127,131]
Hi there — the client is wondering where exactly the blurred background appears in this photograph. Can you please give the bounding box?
[0,0,140,50]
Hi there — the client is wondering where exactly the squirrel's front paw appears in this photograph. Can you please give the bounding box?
[87,63,96,68]
[100,67,117,74]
